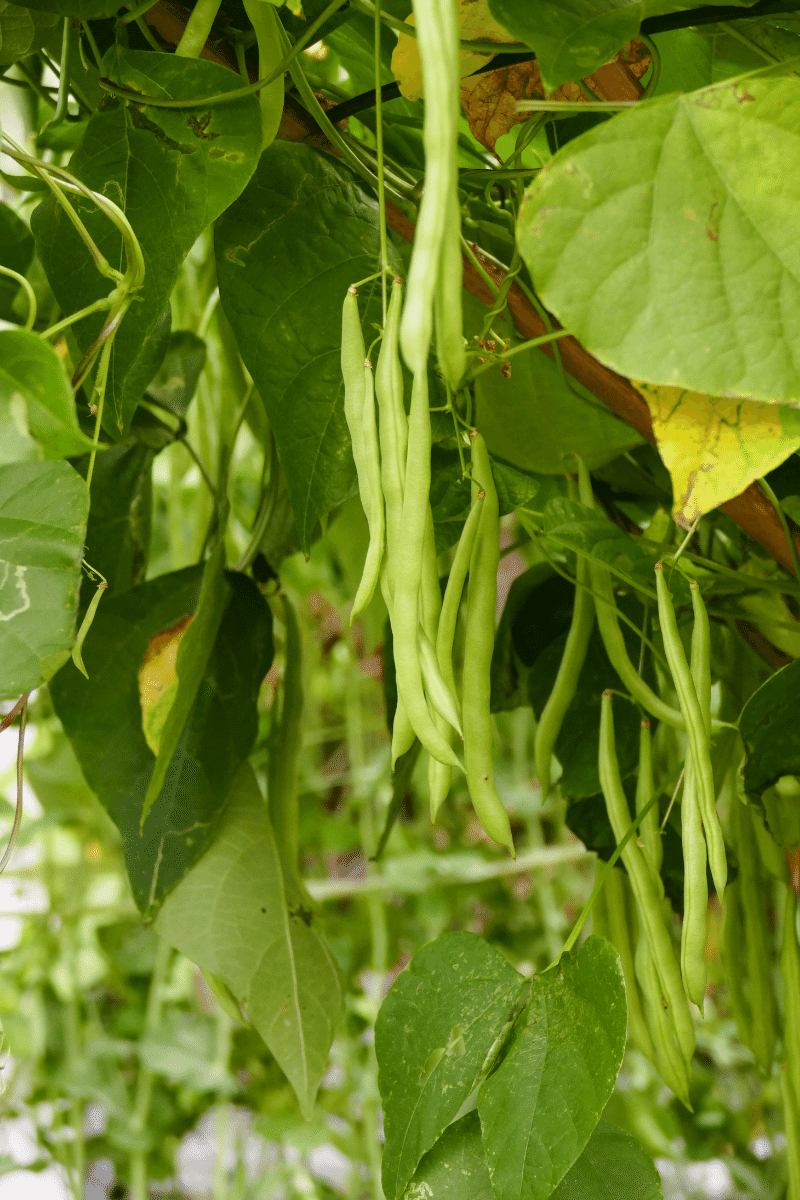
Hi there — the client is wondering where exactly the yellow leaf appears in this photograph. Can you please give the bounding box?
[391,0,515,101]
[633,380,800,529]
[138,615,193,756]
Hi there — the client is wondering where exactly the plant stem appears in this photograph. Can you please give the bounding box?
[40,19,74,137]
[175,0,223,57]
[0,266,37,330]
[41,292,116,340]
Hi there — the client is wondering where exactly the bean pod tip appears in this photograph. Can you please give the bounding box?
[347,284,358,296]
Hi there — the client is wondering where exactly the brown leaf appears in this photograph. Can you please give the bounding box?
[460,39,651,153]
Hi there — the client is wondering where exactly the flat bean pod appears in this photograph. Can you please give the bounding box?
[375,277,407,598]
[352,358,385,617]
[680,753,708,1008]
[636,720,662,874]
[594,866,657,1067]
[689,579,727,896]
[436,490,484,710]
[463,431,514,853]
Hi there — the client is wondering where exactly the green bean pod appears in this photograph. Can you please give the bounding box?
[636,934,692,1107]
[688,579,727,896]
[399,0,457,378]
[656,565,726,897]
[728,797,777,1073]
[636,720,662,874]
[350,359,385,618]
[376,277,408,598]
[393,370,461,769]
[243,0,285,150]
[599,690,695,1067]
[594,867,657,1067]
[434,189,466,391]
[418,627,461,736]
[463,431,514,854]
[680,753,708,1009]
[782,886,800,1167]
[722,879,755,1052]
[534,548,594,800]
[436,490,484,708]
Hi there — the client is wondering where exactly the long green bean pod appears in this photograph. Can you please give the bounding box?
[722,879,755,1052]
[436,490,484,706]
[419,509,456,815]
[636,935,692,1107]
[243,0,285,150]
[636,720,662,874]
[593,867,657,1067]
[376,277,408,597]
[431,0,464,390]
[268,594,304,885]
[399,0,459,381]
[534,547,594,800]
[656,565,726,897]
[418,627,461,736]
[689,579,727,896]
[463,431,514,853]
[680,754,708,1009]
[728,798,777,1073]
[599,691,695,1067]
[393,370,461,769]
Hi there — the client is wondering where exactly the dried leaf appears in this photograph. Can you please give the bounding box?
[391,0,516,101]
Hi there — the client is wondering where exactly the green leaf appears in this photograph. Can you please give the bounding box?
[77,444,155,596]
[141,542,229,827]
[478,936,627,1200]
[651,28,712,97]
[487,0,758,92]
[475,346,642,475]
[32,48,262,431]
[0,330,95,460]
[0,0,58,65]
[215,142,392,553]
[15,0,125,15]
[0,460,88,698]
[50,569,273,912]
[376,931,525,1200]
[740,658,800,843]
[550,1120,662,1200]
[146,330,207,418]
[402,1112,495,1200]
[490,563,566,712]
[155,763,344,1119]
[518,77,800,406]
[0,201,34,321]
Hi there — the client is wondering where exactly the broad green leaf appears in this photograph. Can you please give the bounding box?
[50,569,273,912]
[141,542,229,826]
[77,444,155,596]
[376,931,525,1200]
[0,201,34,322]
[488,0,758,92]
[634,379,800,528]
[707,17,800,82]
[550,1120,662,1200]
[490,564,566,712]
[430,445,541,553]
[0,0,57,65]
[12,0,130,26]
[740,659,800,841]
[402,1113,495,1200]
[215,142,393,553]
[475,347,642,475]
[478,936,626,1200]
[0,330,95,460]
[155,763,344,1119]
[651,28,712,97]
[518,77,800,405]
[146,330,207,418]
[0,460,88,698]
[32,49,262,431]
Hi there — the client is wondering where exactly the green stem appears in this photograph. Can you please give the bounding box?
[136,15,163,51]
[760,477,800,581]
[175,0,223,57]
[41,292,117,340]
[637,33,662,98]
[82,21,104,70]
[119,0,161,23]
[0,265,37,330]
[39,19,74,137]
[373,0,388,315]
[465,327,571,382]
[129,938,172,1200]
[86,335,114,489]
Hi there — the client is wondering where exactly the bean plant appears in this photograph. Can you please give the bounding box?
[1,0,800,1195]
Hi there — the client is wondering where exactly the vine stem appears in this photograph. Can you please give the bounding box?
[0,696,29,878]
[0,265,36,330]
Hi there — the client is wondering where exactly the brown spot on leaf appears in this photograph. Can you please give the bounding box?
[187,112,219,141]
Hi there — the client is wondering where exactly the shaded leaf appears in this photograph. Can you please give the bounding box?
[216,142,395,552]
[77,443,155,596]
[402,1112,494,1200]
[32,48,262,431]
[740,659,800,844]
[478,936,626,1200]
[155,763,344,1119]
[15,0,125,16]
[0,201,34,320]
[635,379,800,528]
[376,931,525,1200]
[0,0,58,65]
[0,331,95,460]
[50,569,273,912]
[0,460,88,698]
[146,330,207,418]
[550,1120,662,1199]
[476,345,642,475]
[519,77,800,405]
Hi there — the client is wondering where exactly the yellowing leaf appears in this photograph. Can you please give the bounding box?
[391,0,515,101]
[634,380,800,529]
[137,615,193,755]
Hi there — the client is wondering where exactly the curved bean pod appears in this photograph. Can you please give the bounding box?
[350,358,385,617]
